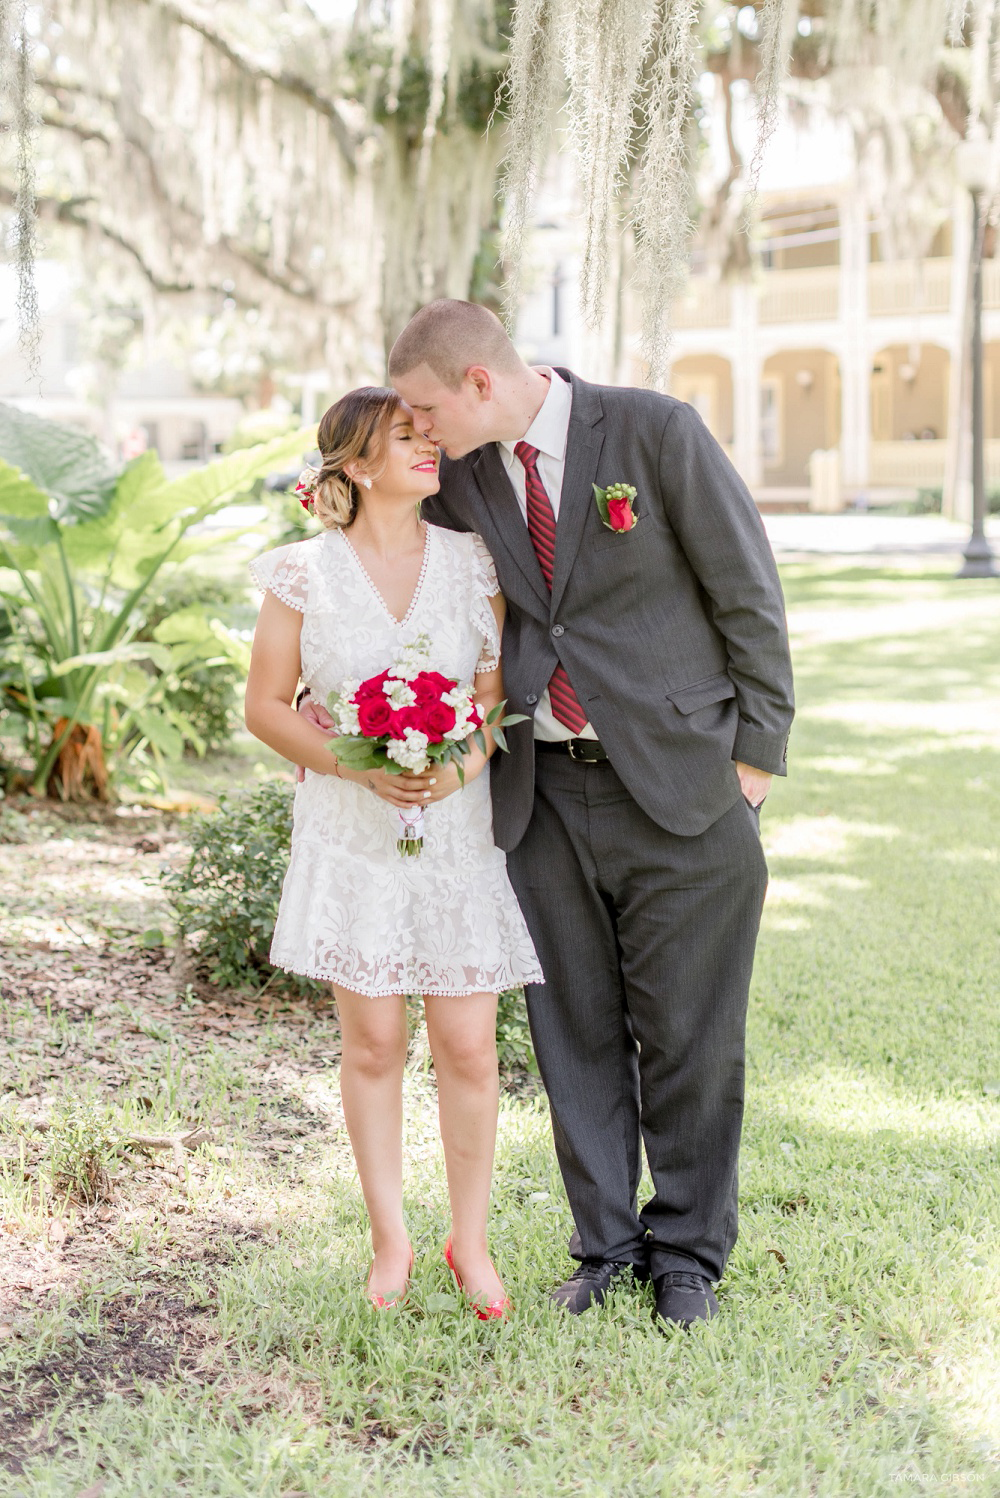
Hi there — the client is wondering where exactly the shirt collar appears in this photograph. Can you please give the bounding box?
[500,367,572,465]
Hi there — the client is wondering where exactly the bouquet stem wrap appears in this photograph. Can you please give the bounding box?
[397,805,425,856]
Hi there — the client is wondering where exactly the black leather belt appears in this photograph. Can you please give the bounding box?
[535,737,611,763]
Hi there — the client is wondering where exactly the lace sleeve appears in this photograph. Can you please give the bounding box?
[469,533,502,675]
[248,542,311,613]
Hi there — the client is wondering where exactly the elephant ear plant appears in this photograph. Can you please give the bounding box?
[0,403,313,800]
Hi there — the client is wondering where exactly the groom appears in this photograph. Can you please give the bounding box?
[319,300,792,1328]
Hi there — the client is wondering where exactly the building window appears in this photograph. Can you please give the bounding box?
[761,379,782,466]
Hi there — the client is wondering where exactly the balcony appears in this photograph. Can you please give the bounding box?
[758,266,839,324]
[671,280,732,329]
[868,260,952,315]
[670,256,1000,335]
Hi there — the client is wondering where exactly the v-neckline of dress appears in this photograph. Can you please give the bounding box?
[337,521,432,629]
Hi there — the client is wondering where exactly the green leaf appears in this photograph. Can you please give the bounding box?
[485,702,505,725]
[132,707,184,759]
[500,712,530,727]
[424,1292,459,1314]
[592,482,611,526]
[0,403,119,523]
[330,735,383,770]
[60,451,170,574]
[155,428,315,518]
[51,642,172,677]
[473,728,487,756]
[0,460,50,520]
[492,725,508,752]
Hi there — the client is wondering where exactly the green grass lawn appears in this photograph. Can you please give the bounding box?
[1,562,998,1497]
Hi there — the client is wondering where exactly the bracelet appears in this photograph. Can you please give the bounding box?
[332,757,341,778]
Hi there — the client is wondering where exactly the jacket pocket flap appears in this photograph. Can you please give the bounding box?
[666,673,737,714]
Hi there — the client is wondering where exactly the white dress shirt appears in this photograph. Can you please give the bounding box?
[498,369,597,742]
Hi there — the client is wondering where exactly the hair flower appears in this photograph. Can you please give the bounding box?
[294,462,321,510]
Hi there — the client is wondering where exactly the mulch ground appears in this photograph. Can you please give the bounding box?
[0,801,348,1479]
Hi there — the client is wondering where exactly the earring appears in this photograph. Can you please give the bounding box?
[360,477,372,490]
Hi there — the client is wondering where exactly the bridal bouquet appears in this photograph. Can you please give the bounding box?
[326,635,525,855]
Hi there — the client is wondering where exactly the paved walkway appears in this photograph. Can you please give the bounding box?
[762,512,1000,561]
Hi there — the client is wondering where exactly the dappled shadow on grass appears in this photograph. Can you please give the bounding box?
[751,727,999,1096]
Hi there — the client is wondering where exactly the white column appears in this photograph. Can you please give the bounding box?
[945,187,973,522]
[839,196,870,497]
[731,281,762,490]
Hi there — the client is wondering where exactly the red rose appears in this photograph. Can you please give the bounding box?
[356,670,391,701]
[468,702,483,728]
[389,705,426,738]
[413,675,442,707]
[606,497,635,531]
[357,695,393,736]
[422,701,457,743]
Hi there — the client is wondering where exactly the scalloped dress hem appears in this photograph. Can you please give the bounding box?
[264,961,543,998]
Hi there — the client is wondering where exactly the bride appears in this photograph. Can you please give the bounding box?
[244,386,542,1318]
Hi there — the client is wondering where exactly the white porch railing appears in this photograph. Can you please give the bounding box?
[868,260,952,316]
[670,255,1000,336]
[758,266,840,324]
[868,439,1000,488]
[869,440,947,487]
[671,280,732,328]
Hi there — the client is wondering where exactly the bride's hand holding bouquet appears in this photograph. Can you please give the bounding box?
[325,634,526,853]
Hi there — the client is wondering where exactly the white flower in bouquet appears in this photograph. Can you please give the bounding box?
[392,635,432,681]
[384,678,418,709]
[386,728,430,772]
[328,682,361,735]
[337,701,361,735]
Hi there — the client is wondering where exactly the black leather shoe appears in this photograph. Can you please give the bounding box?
[652,1271,719,1330]
[549,1258,639,1314]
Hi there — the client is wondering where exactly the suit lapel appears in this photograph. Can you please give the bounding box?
[550,371,605,617]
[469,444,551,616]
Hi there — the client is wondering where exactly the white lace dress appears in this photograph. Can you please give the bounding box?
[248,522,544,997]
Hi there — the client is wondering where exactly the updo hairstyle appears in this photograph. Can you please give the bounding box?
[312,386,404,529]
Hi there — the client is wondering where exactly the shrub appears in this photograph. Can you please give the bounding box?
[163,777,323,995]
[496,988,538,1076]
[137,575,253,753]
[46,1099,119,1204]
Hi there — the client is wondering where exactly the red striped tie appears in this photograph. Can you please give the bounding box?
[514,441,588,734]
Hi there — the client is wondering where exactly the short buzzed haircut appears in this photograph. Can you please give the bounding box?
[388,299,524,389]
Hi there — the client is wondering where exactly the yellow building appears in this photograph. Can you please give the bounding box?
[661,188,991,518]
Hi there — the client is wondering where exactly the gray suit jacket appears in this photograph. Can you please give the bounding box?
[421,368,794,852]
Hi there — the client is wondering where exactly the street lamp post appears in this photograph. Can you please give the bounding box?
[956,129,998,578]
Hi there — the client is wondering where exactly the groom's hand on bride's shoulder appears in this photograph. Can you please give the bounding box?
[295,690,336,782]
[735,761,772,809]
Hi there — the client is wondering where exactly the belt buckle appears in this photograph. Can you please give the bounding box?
[566,738,593,762]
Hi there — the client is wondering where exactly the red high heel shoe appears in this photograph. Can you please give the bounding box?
[444,1237,512,1321]
[367,1248,414,1309]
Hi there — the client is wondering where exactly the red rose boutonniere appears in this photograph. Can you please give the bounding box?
[593,481,639,533]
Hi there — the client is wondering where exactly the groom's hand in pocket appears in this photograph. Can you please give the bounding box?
[735,761,772,809]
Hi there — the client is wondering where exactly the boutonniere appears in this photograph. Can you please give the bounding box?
[593,481,639,533]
